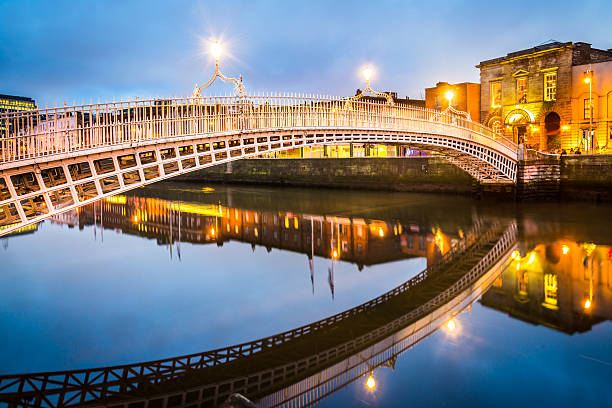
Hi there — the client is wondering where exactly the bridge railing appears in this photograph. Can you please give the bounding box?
[0,94,517,165]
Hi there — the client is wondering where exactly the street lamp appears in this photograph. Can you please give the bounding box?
[445,90,454,108]
[347,65,394,106]
[584,69,593,152]
[192,39,246,97]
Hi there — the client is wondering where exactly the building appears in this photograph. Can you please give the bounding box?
[480,241,612,334]
[477,41,612,152]
[572,59,612,153]
[0,94,37,137]
[425,82,480,122]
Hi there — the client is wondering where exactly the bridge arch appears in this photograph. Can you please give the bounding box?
[0,95,518,236]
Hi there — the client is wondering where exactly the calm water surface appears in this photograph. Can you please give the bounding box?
[1,183,611,407]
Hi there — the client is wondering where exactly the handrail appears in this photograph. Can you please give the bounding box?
[0,94,517,166]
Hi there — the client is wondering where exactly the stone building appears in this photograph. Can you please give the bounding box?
[425,82,480,122]
[477,41,612,152]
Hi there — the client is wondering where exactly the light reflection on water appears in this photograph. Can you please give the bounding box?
[1,183,611,407]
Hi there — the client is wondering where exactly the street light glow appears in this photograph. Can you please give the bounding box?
[584,299,591,309]
[210,41,223,60]
[584,77,591,84]
[445,90,454,102]
[366,374,376,390]
[362,67,373,81]
[447,319,456,331]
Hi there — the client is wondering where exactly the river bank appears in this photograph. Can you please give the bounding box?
[172,156,612,202]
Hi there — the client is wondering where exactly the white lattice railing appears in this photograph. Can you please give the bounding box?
[0,94,517,165]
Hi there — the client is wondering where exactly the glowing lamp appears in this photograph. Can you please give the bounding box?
[362,67,373,81]
[378,227,384,237]
[584,299,591,309]
[561,245,569,255]
[562,125,570,130]
[210,41,223,60]
[527,252,536,265]
[445,90,454,102]
[211,227,215,236]
[366,375,376,390]
[447,319,456,331]
[584,77,591,84]
[333,250,338,259]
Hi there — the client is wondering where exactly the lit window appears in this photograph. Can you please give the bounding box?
[516,77,527,103]
[490,81,502,107]
[584,98,592,120]
[518,270,528,296]
[544,73,557,101]
[543,273,558,307]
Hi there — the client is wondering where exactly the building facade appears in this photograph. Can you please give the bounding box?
[0,94,37,137]
[425,81,480,122]
[477,42,612,152]
[572,59,612,153]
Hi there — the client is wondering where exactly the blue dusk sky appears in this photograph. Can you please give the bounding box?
[1,0,611,106]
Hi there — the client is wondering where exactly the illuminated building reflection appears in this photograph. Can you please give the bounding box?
[481,241,612,334]
[50,194,458,270]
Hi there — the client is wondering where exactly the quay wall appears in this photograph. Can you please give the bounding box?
[173,156,612,202]
[173,157,474,194]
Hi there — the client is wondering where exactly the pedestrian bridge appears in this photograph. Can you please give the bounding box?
[0,94,518,237]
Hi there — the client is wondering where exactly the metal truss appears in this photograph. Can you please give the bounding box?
[0,221,517,408]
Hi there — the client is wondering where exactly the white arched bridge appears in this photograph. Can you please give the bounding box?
[0,94,518,236]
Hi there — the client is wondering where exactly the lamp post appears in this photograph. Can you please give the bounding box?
[584,69,593,153]
[445,90,454,109]
[347,66,395,106]
[192,40,246,97]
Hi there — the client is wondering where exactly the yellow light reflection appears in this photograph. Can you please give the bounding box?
[584,299,591,309]
[527,252,536,265]
[378,227,384,237]
[333,250,338,259]
[561,245,569,255]
[511,250,520,259]
[447,319,456,331]
[210,227,215,236]
[365,374,376,390]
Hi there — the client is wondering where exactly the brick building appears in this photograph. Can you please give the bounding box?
[477,41,612,152]
[425,82,480,122]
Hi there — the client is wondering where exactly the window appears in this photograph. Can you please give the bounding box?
[516,77,527,103]
[584,98,592,120]
[544,73,557,101]
[491,120,503,135]
[434,95,441,110]
[543,273,558,308]
[490,81,502,107]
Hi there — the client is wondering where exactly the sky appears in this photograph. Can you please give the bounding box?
[1,0,611,107]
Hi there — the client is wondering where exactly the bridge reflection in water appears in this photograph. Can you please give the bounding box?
[0,194,518,408]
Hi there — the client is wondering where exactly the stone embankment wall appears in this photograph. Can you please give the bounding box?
[173,155,612,202]
[560,155,612,202]
[516,159,561,200]
[174,157,474,194]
